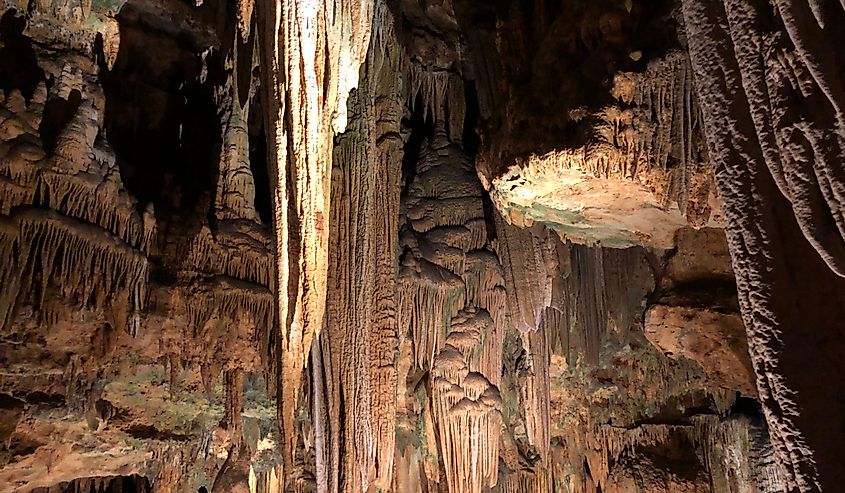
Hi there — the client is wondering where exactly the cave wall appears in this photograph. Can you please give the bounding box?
[682,1,845,490]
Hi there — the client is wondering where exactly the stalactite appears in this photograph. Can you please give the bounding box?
[493,212,555,333]
[185,277,273,341]
[254,0,377,475]
[186,225,272,287]
[0,209,148,333]
[683,0,845,489]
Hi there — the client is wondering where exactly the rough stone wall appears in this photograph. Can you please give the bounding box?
[0,2,281,490]
[682,0,845,490]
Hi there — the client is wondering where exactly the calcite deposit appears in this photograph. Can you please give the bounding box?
[0,0,843,492]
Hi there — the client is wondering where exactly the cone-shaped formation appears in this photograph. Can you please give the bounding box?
[399,132,506,492]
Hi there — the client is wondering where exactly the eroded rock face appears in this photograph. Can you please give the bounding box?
[645,227,755,396]
[0,0,841,492]
[645,305,753,396]
[683,1,845,490]
[0,3,279,491]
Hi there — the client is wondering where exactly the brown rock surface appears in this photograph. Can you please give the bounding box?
[645,305,754,396]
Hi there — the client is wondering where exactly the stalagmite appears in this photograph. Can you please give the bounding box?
[398,130,507,492]
[215,61,260,224]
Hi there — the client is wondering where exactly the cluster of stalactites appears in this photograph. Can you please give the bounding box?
[492,50,715,228]
[574,417,786,493]
[398,133,506,492]
[493,224,669,470]
[0,77,152,334]
[0,209,148,334]
[179,224,274,391]
[407,64,466,143]
[597,51,701,177]
[595,50,712,224]
[431,311,503,493]
[495,218,657,363]
[186,224,272,287]
[186,277,273,337]
[692,416,787,493]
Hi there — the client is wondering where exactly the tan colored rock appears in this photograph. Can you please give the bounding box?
[645,305,755,396]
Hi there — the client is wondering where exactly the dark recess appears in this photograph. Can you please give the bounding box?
[0,10,44,102]
[97,8,222,216]
[247,80,272,224]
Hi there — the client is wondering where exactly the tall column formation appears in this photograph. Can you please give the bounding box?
[318,3,403,492]
[683,0,845,490]
[255,0,376,478]
[398,126,507,492]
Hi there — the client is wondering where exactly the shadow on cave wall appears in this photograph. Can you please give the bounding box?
[92,0,273,265]
[0,10,43,101]
[96,1,222,219]
[30,475,152,493]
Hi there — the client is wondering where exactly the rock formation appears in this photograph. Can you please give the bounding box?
[0,0,843,492]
